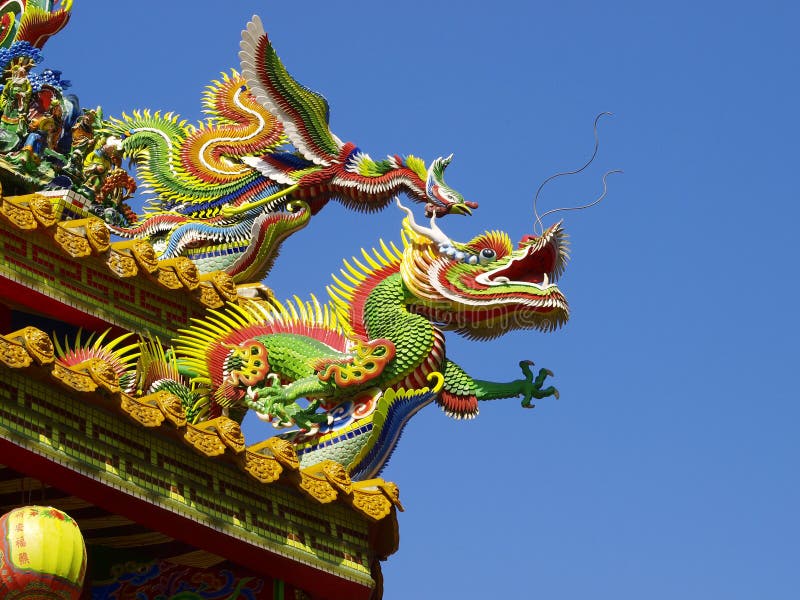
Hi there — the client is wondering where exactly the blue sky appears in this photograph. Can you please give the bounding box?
[47,1,799,598]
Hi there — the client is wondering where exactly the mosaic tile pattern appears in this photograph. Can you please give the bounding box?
[0,370,377,588]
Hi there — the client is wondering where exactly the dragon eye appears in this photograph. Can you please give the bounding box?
[478,248,496,264]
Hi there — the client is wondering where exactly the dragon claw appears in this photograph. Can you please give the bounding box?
[518,360,559,408]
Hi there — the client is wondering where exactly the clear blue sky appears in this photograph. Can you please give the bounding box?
[47,1,799,598]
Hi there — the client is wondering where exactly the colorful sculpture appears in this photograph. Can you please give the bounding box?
[98,16,476,283]
[0,3,617,595]
[0,8,478,284]
[0,1,72,50]
[0,0,616,494]
[154,201,563,477]
[0,505,87,599]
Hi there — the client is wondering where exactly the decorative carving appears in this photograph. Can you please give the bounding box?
[0,328,54,368]
[1,198,36,229]
[120,394,166,428]
[0,336,32,368]
[85,217,111,252]
[153,259,200,290]
[87,358,120,393]
[20,327,54,364]
[215,416,245,453]
[106,249,138,277]
[153,391,187,427]
[350,488,393,521]
[172,257,200,289]
[241,451,283,484]
[322,461,352,494]
[350,480,404,515]
[54,223,92,257]
[51,363,97,392]
[262,438,300,470]
[155,266,182,289]
[54,218,110,257]
[195,283,223,308]
[131,239,159,272]
[196,271,239,306]
[29,194,57,227]
[184,423,227,457]
[298,471,338,504]
[210,272,238,301]
[378,481,403,508]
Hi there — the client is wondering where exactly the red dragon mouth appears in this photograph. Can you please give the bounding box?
[479,222,568,290]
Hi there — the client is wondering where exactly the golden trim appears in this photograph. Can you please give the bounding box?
[60,358,120,393]
[350,488,393,521]
[131,239,159,272]
[119,394,166,428]
[106,247,139,277]
[0,336,32,369]
[152,391,187,427]
[298,470,338,504]
[195,283,224,308]
[322,461,352,494]
[28,194,57,227]
[190,416,245,453]
[155,266,183,289]
[184,422,227,457]
[207,271,239,301]
[85,217,111,252]
[1,327,55,365]
[157,258,200,290]
[241,451,283,483]
[54,223,92,257]
[52,363,97,392]
[1,196,36,229]
[259,437,300,470]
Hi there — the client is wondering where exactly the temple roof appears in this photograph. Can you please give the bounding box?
[0,189,240,339]
[0,190,400,600]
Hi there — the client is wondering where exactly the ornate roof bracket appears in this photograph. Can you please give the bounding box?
[0,192,57,230]
[0,327,54,368]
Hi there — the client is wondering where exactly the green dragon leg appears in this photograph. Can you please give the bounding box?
[243,374,332,430]
[472,360,559,408]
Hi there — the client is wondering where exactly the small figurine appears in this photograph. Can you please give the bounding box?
[81,135,122,197]
[0,60,33,152]
[64,108,97,176]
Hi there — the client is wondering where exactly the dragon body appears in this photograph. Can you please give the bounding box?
[173,203,569,478]
[0,1,72,50]
[103,17,475,283]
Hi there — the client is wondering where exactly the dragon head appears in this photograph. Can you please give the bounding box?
[424,155,479,217]
[397,201,569,339]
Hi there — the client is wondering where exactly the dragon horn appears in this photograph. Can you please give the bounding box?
[395,198,451,246]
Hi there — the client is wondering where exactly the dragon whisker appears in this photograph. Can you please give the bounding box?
[533,111,612,234]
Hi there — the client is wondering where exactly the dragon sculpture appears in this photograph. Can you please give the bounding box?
[100,16,476,283]
[0,1,72,50]
[152,202,570,479]
[0,9,475,283]
[4,3,599,482]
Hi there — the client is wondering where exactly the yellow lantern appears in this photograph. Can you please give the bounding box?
[0,506,87,599]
